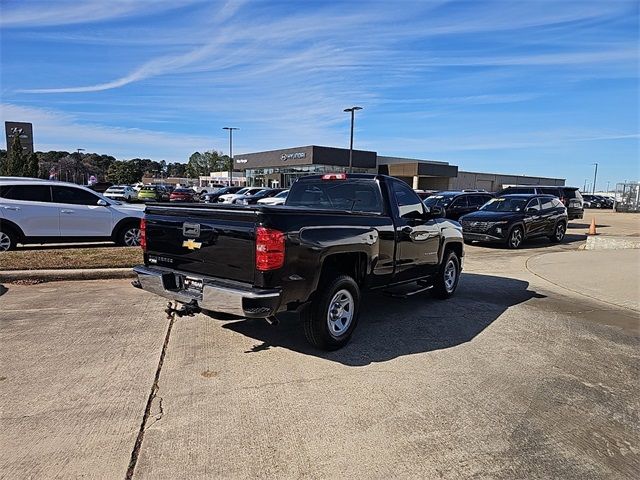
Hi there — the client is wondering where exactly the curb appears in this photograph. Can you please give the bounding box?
[585,235,640,250]
[0,268,136,283]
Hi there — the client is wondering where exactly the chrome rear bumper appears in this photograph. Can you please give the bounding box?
[133,265,281,318]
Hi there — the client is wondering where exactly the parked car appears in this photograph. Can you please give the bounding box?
[257,189,289,205]
[423,191,494,221]
[582,194,613,209]
[170,188,197,202]
[133,173,464,350]
[234,188,286,205]
[414,189,438,200]
[218,187,265,203]
[138,186,169,202]
[104,185,138,202]
[460,194,568,249]
[202,186,243,203]
[0,178,145,251]
[196,184,226,196]
[495,185,583,220]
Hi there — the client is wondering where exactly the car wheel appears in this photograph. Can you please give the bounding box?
[117,224,141,247]
[303,275,360,350]
[549,221,566,243]
[507,226,524,249]
[431,249,461,299]
[0,227,18,252]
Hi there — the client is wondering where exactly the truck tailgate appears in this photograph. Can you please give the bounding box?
[144,204,257,283]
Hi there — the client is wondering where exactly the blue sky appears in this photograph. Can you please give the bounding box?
[1,0,638,189]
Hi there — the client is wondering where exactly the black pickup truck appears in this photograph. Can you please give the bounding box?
[133,173,464,349]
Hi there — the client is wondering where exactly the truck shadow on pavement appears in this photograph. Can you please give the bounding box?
[224,273,545,366]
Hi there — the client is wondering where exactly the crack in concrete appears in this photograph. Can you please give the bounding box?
[125,314,176,480]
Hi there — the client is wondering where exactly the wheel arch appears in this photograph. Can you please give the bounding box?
[0,219,25,241]
[111,216,142,240]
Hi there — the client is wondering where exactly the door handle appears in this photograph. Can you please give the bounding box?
[61,209,75,214]
[402,226,413,234]
[2,206,20,211]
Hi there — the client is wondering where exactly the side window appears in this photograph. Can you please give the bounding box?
[0,185,51,202]
[526,198,541,211]
[451,196,469,208]
[540,187,559,197]
[392,181,424,218]
[468,195,485,207]
[552,199,563,208]
[540,197,555,210]
[52,186,101,205]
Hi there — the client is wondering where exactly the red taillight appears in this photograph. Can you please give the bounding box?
[140,218,147,252]
[255,226,285,271]
[322,173,347,180]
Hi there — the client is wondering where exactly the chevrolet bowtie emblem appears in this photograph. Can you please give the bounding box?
[182,239,202,250]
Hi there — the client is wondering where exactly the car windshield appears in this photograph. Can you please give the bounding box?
[235,188,251,195]
[424,194,456,207]
[173,189,191,193]
[480,197,527,212]
[141,187,156,191]
[275,190,289,198]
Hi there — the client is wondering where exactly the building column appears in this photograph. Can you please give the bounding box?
[412,175,419,189]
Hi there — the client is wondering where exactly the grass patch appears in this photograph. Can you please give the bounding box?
[0,246,143,271]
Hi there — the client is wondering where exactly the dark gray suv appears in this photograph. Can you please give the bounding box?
[495,185,583,220]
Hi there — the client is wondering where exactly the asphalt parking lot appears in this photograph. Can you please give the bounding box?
[1,214,639,479]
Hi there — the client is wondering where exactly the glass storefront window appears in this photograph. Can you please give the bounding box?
[245,165,375,187]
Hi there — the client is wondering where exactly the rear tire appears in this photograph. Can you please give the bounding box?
[116,223,141,247]
[431,249,461,299]
[0,225,18,252]
[549,221,566,243]
[303,275,360,350]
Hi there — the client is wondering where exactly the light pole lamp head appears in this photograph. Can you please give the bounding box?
[344,106,363,113]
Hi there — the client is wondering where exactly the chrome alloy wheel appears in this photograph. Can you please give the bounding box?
[555,223,566,241]
[510,228,523,248]
[0,232,11,252]
[443,259,457,293]
[123,227,141,246]
[326,289,354,337]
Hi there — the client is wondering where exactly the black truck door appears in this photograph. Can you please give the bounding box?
[389,180,441,283]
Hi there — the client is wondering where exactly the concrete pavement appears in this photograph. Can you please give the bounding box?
[1,219,639,479]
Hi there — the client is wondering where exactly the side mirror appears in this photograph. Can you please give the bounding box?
[97,199,109,206]
[427,206,444,217]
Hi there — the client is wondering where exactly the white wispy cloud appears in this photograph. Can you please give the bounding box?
[0,103,212,160]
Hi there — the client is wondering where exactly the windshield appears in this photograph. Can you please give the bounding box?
[480,197,527,212]
[275,190,289,198]
[235,188,250,195]
[424,194,455,207]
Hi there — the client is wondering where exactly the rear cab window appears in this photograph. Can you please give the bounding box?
[287,178,384,214]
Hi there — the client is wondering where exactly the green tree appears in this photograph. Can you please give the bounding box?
[107,160,141,184]
[185,150,227,178]
[26,153,39,178]
[5,132,26,176]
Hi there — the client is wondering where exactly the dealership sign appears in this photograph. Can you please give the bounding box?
[281,152,306,161]
[235,158,248,164]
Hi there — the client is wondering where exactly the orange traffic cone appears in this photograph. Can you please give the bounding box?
[588,217,597,235]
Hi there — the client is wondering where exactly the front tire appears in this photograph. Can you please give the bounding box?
[431,249,461,299]
[0,226,18,252]
[549,221,566,243]
[507,225,524,249]
[303,275,360,350]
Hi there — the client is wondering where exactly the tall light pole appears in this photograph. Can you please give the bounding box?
[343,106,362,173]
[223,127,238,186]
[592,162,598,195]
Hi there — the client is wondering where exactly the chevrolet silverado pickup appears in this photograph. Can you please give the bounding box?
[133,173,464,350]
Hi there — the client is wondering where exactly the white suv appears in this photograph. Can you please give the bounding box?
[0,178,145,251]
[104,185,138,202]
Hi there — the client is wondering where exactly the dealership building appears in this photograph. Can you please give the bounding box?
[233,145,565,191]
